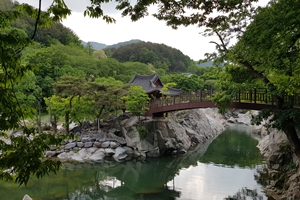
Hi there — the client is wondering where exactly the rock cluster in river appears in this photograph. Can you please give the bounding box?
[45,108,225,162]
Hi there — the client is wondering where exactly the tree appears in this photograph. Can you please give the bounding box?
[86,78,127,130]
[122,86,150,117]
[162,74,204,93]
[44,95,68,134]
[93,49,107,59]
[69,96,95,132]
[0,4,69,185]
[86,42,94,56]
[204,0,300,164]
[229,0,300,163]
[53,76,87,133]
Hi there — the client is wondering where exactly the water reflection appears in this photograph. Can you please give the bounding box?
[224,187,264,200]
[0,125,267,200]
[199,125,264,168]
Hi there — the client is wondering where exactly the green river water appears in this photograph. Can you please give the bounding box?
[0,125,268,200]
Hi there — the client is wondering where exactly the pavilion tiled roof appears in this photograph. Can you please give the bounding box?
[129,73,181,96]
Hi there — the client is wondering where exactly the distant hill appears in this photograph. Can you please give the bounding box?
[81,41,107,49]
[107,39,142,49]
[104,41,192,72]
[197,61,224,67]
[197,61,214,67]
[81,39,142,50]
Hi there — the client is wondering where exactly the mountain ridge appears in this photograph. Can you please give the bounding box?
[81,39,143,50]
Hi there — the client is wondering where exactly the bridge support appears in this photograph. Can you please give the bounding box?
[152,112,165,118]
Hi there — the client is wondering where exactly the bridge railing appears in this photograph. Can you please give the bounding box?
[149,90,214,109]
[232,89,276,104]
[149,89,300,109]
[232,89,300,107]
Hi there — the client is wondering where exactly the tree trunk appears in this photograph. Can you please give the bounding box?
[36,101,42,134]
[65,111,69,133]
[96,105,105,131]
[277,96,300,164]
[283,123,300,164]
[51,116,57,134]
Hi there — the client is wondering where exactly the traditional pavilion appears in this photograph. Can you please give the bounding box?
[128,73,181,98]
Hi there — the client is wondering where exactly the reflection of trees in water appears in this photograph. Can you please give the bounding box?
[199,128,264,168]
[224,188,264,200]
[0,126,266,200]
[254,165,271,187]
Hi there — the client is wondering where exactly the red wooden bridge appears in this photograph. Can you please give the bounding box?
[145,89,300,117]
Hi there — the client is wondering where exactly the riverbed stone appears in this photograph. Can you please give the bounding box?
[236,112,252,125]
[101,141,110,148]
[89,149,106,162]
[49,145,57,151]
[94,141,102,148]
[81,137,90,143]
[123,146,134,154]
[45,151,56,157]
[76,142,84,148]
[65,142,76,150]
[146,147,160,157]
[104,148,115,156]
[113,147,126,159]
[57,152,72,160]
[84,141,93,148]
[108,132,127,145]
[110,141,118,148]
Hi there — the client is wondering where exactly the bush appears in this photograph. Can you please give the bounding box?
[137,125,148,139]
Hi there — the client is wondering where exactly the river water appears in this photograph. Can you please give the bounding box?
[0,125,268,200]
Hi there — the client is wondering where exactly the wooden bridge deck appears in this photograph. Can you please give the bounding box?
[145,89,300,117]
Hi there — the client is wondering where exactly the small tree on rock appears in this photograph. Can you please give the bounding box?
[122,86,150,117]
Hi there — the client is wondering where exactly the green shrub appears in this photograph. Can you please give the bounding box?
[137,125,148,139]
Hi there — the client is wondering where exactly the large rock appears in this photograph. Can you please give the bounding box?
[104,148,115,156]
[177,109,224,144]
[57,152,73,160]
[113,147,127,161]
[45,151,56,157]
[89,149,106,162]
[121,109,225,157]
[257,129,288,158]
[236,112,252,125]
[70,148,98,162]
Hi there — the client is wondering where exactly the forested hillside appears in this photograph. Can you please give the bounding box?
[104,41,193,72]
[1,0,81,46]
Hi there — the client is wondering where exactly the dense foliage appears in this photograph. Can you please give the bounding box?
[208,0,300,162]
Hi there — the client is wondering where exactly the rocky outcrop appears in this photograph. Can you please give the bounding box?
[256,127,300,200]
[48,108,225,162]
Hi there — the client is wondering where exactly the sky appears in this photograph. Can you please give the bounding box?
[16,0,269,61]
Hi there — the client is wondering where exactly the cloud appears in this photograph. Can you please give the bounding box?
[62,11,217,60]
[16,0,226,60]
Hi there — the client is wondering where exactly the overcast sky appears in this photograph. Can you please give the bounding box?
[16,0,269,61]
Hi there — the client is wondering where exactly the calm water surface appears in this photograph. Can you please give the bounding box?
[0,125,267,200]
